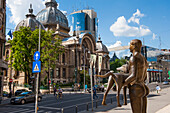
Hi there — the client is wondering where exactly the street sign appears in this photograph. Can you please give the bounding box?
[32,61,41,73]
[34,51,40,61]
[9,79,13,83]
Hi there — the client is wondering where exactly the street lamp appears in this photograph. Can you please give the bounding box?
[74,38,78,83]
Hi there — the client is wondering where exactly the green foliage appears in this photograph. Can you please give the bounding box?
[78,69,90,86]
[8,26,64,84]
[110,58,127,72]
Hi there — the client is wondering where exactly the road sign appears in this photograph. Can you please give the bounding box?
[9,79,13,83]
[34,51,40,61]
[32,61,41,73]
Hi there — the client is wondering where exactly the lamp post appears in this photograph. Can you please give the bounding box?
[74,39,78,83]
[83,47,86,92]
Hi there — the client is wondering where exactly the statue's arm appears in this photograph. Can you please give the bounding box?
[123,57,137,86]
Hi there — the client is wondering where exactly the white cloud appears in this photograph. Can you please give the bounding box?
[107,41,122,48]
[128,9,144,24]
[7,0,45,25]
[110,16,152,37]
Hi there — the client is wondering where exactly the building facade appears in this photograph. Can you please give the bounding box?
[0,0,7,102]
[5,0,110,87]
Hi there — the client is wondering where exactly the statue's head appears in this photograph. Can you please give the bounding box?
[130,39,142,52]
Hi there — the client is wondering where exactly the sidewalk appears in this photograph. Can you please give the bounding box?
[81,86,170,113]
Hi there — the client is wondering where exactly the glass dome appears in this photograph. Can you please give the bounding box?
[15,4,45,31]
[36,0,68,28]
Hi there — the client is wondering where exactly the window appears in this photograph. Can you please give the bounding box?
[0,77,2,95]
[93,18,96,31]
[0,44,2,59]
[56,68,60,78]
[105,61,108,69]
[62,53,65,63]
[63,68,66,78]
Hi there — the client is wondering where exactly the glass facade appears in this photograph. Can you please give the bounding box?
[68,13,86,32]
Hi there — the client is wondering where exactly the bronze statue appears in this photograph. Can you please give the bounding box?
[123,39,149,113]
[96,63,129,107]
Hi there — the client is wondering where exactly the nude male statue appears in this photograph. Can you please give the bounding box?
[123,39,149,113]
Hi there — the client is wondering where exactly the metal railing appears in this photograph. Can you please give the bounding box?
[60,95,123,113]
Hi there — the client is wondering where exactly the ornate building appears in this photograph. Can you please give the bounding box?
[0,0,7,101]
[5,0,110,86]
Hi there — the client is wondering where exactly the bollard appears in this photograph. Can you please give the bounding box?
[96,100,97,108]
[75,105,78,113]
[87,103,89,111]
[111,98,112,104]
[61,108,64,113]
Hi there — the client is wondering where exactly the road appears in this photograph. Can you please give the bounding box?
[0,82,169,113]
[0,91,119,113]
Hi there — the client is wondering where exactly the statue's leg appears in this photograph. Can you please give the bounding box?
[102,76,114,105]
[123,86,127,105]
[116,84,122,107]
[129,84,145,113]
[142,85,149,113]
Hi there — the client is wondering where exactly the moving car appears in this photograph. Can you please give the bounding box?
[10,91,42,104]
[15,89,28,96]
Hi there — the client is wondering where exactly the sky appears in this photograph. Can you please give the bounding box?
[6,0,170,58]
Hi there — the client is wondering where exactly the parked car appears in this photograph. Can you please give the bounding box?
[162,81,169,85]
[15,89,28,96]
[10,91,42,104]
[3,91,9,97]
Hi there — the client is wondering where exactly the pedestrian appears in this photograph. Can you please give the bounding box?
[72,84,74,91]
[101,84,104,92]
[156,85,161,94]
[78,84,80,91]
[58,87,63,98]
[54,87,56,96]
[93,86,98,100]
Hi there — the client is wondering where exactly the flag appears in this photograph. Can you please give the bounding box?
[98,56,102,73]
[7,30,13,40]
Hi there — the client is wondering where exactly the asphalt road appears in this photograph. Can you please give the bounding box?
[0,82,169,113]
[0,91,119,113]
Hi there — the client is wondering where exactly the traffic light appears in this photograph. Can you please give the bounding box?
[29,76,35,92]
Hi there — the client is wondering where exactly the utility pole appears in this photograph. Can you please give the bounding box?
[35,25,41,113]
[159,36,161,83]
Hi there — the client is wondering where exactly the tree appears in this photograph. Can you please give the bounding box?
[40,30,64,89]
[110,58,127,72]
[8,27,64,86]
[9,27,34,84]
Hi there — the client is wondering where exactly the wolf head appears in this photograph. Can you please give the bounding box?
[116,61,129,73]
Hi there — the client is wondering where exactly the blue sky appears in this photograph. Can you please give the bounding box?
[6,0,170,57]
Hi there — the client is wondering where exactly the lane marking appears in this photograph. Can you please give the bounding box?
[8,108,30,113]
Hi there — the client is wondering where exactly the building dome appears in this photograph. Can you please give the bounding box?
[36,0,68,28]
[96,36,109,53]
[15,4,45,31]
